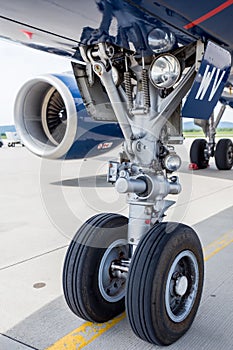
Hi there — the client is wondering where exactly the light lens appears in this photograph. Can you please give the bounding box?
[149,54,181,89]
[148,28,176,54]
[164,154,181,172]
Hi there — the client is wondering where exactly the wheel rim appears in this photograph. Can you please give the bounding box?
[165,250,199,323]
[227,143,233,166]
[98,239,128,303]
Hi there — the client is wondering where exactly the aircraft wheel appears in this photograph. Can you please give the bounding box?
[126,222,204,346]
[8,143,12,147]
[63,213,129,322]
[190,139,209,169]
[215,138,233,170]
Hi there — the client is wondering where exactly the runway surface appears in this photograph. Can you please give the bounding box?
[0,138,232,350]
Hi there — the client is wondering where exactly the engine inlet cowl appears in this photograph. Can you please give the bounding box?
[14,74,78,159]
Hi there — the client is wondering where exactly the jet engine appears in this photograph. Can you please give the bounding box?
[14,73,123,159]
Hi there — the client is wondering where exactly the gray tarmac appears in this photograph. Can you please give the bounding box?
[0,138,232,350]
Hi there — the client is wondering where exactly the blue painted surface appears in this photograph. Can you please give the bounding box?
[137,1,233,51]
[66,122,123,159]
[182,41,231,119]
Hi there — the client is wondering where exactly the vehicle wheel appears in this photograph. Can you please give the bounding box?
[0,141,3,148]
[126,222,204,346]
[63,213,129,323]
[190,139,209,169]
[215,138,233,170]
[8,143,12,147]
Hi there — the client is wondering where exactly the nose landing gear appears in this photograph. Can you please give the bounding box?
[63,41,205,346]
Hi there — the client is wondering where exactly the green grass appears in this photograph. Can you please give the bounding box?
[184,129,233,138]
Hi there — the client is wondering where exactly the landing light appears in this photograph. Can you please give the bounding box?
[148,28,176,54]
[164,154,181,172]
[149,54,181,89]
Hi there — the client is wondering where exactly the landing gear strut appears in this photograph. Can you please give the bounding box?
[63,41,204,345]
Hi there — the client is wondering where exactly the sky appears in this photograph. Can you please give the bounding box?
[0,40,71,126]
[0,39,232,126]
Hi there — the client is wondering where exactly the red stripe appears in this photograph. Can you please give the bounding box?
[184,0,233,29]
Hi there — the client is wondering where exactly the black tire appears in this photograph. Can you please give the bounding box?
[190,139,209,169]
[215,138,233,170]
[0,141,3,148]
[8,143,12,147]
[63,213,129,323]
[126,222,204,346]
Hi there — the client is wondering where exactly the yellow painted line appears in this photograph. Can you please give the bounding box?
[46,230,233,350]
[46,312,125,350]
[203,230,233,261]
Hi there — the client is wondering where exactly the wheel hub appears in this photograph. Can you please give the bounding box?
[175,275,188,297]
[227,145,233,163]
[98,239,128,303]
[165,250,199,323]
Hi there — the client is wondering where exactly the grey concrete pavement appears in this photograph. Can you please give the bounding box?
[0,139,232,350]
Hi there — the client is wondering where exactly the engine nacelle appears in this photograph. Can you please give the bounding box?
[14,73,123,159]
